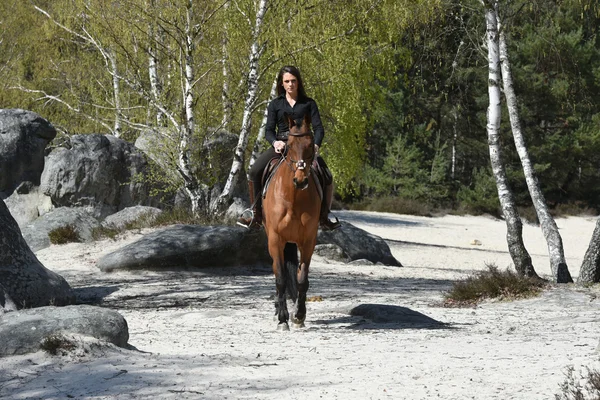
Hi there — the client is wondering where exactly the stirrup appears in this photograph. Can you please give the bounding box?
[237,208,262,229]
[320,214,341,231]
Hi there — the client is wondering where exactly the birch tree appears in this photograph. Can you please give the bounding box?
[578,218,600,283]
[212,0,269,214]
[496,3,572,283]
[30,4,124,137]
[482,0,538,278]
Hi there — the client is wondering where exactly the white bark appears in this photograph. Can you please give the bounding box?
[451,108,457,180]
[178,0,207,215]
[248,77,277,173]
[483,1,537,278]
[147,0,163,127]
[214,0,268,213]
[498,9,572,283]
[221,1,231,129]
[109,50,122,138]
[578,217,600,283]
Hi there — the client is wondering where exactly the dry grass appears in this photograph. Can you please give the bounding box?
[556,365,600,400]
[48,225,81,245]
[443,264,547,307]
[40,334,77,355]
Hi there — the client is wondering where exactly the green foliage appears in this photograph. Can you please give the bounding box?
[48,225,81,245]
[443,264,547,306]
[1,0,600,215]
[456,167,500,216]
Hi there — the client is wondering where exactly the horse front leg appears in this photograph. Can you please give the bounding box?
[293,241,315,328]
[268,236,289,331]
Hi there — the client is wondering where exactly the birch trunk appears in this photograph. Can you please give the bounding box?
[483,2,538,278]
[213,0,268,214]
[109,50,122,137]
[178,0,207,215]
[498,13,572,283]
[248,77,277,173]
[221,1,231,129]
[578,218,600,283]
[147,2,163,127]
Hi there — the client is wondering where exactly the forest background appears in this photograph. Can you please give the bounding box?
[1,0,599,218]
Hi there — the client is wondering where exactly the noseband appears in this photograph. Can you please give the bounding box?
[284,131,315,176]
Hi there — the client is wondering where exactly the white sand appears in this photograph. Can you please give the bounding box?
[2,210,600,400]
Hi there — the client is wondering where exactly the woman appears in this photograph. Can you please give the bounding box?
[237,65,340,231]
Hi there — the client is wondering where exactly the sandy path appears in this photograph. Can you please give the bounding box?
[1,211,599,399]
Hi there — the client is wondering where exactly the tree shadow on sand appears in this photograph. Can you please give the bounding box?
[337,210,426,228]
[313,303,454,330]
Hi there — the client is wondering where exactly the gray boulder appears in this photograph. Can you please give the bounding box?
[101,205,162,230]
[4,181,53,228]
[0,199,74,311]
[317,222,401,266]
[314,243,351,263]
[41,134,165,218]
[0,305,129,356]
[349,303,445,327]
[0,109,56,198]
[21,207,101,252]
[97,225,270,272]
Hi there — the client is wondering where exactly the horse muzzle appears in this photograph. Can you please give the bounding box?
[293,177,309,190]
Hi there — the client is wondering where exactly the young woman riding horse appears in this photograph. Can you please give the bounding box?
[237,65,340,231]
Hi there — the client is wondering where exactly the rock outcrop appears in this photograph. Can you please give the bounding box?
[0,199,74,311]
[0,305,129,356]
[41,134,165,218]
[0,109,57,198]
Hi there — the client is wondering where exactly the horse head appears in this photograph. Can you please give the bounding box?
[285,112,315,190]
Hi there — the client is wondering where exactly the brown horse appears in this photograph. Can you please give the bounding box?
[262,112,321,331]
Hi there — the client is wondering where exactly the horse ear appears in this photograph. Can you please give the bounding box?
[284,112,295,128]
[304,112,311,126]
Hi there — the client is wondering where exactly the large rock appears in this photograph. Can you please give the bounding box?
[41,134,165,218]
[0,109,56,198]
[101,205,162,230]
[4,181,53,228]
[0,199,74,311]
[317,222,401,266]
[21,207,101,252]
[0,305,129,356]
[97,225,270,272]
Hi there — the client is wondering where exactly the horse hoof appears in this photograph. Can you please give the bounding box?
[277,322,290,331]
[292,314,305,328]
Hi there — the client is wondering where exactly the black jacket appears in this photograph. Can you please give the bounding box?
[265,94,325,147]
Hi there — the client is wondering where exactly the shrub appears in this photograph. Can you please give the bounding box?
[48,225,81,245]
[40,334,77,355]
[556,365,600,400]
[91,226,121,241]
[443,264,547,306]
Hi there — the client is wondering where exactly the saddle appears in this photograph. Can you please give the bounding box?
[261,156,331,201]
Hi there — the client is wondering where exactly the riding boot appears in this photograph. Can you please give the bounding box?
[237,180,263,229]
[319,182,341,231]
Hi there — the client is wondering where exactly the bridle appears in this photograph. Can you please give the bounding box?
[283,131,315,176]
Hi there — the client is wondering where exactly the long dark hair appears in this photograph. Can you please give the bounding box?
[276,65,308,99]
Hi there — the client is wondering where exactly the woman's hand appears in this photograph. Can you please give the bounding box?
[273,140,286,153]
[314,144,319,156]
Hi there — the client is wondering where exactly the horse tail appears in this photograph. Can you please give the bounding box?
[283,242,298,303]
